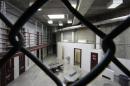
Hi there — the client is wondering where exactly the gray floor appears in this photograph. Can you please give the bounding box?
[8,65,57,86]
[7,55,121,86]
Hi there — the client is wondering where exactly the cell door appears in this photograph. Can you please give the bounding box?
[37,50,40,58]
[91,52,98,70]
[74,48,82,68]
[36,32,40,59]
[41,48,43,62]
[1,58,14,86]
[0,71,1,86]
[36,32,40,45]
[19,54,25,75]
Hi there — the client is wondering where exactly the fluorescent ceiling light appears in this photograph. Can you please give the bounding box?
[108,0,123,9]
[67,20,72,24]
[63,40,68,42]
[59,22,63,26]
[48,14,65,19]
[78,40,86,43]
[48,20,53,24]
[38,8,42,11]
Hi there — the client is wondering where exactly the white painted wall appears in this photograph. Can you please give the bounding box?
[75,29,95,43]
[63,31,73,42]
[14,56,19,79]
[58,28,96,43]
[57,42,103,72]
[96,35,101,49]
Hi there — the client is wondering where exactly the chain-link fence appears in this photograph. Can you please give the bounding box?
[0,0,130,86]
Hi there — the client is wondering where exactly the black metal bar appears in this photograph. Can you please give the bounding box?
[112,57,130,77]
[20,47,63,86]
[9,0,48,47]
[106,17,130,40]
[72,49,114,86]
[0,12,13,28]
[61,0,105,39]
[13,0,48,32]
[0,47,18,68]
[0,0,129,86]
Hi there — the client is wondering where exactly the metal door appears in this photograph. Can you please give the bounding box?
[1,58,14,86]
[19,54,25,75]
[91,52,98,70]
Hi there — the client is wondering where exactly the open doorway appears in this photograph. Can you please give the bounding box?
[74,48,82,68]
[36,32,40,59]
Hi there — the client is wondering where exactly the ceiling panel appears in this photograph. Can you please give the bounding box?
[5,0,78,26]
[85,0,130,21]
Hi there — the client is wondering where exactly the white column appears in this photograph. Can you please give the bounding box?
[14,57,19,79]
[96,35,101,49]
[61,32,63,42]
[72,31,74,42]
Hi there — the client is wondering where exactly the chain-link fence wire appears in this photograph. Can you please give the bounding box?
[0,0,130,86]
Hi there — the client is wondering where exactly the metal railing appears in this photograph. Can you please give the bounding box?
[0,0,130,86]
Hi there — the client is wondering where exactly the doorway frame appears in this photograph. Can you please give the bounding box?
[74,48,82,68]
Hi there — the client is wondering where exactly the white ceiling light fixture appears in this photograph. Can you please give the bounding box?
[67,20,72,24]
[59,22,63,26]
[108,0,123,9]
[38,8,42,11]
[48,14,65,19]
[78,40,86,43]
[48,20,53,24]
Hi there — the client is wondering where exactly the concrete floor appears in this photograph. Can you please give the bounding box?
[7,55,121,86]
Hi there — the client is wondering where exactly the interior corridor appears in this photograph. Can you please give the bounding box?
[7,55,120,86]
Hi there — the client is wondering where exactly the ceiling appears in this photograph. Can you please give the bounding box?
[85,0,130,22]
[4,0,130,26]
[5,0,78,26]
